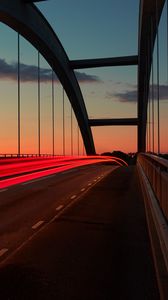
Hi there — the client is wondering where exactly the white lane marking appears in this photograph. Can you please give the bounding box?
[93,179,97,182]
[88,183,92,186]
[32,220,44,230]
[56,205,64,211]
[0,248,8,257]
[70,195,76,200]
[81,188,85,192]
[0,189,8,193]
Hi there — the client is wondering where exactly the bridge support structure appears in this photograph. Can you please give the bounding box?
[138,0,165,152]
[0,0,95,155]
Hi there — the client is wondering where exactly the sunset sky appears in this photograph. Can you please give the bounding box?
[0,0,167,155]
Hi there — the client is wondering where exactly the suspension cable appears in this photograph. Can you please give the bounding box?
[147,38,151,152]
[156,0,160,154]
[151,18,155,153]
[62,88,65,156]
[17,33,21,156]
[52,69,55,156]
[38,51,41,156]
[71,106,73,156]
[167,0,168,85]
[77,125,79,156]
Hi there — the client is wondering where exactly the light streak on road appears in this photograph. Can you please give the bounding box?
[0,156,127,189]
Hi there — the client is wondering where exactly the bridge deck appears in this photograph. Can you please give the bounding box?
[0,166,159,299]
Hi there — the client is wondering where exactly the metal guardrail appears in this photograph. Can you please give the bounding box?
[137,153,168,222]
[0,154,62,158]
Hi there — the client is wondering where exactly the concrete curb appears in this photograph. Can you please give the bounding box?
[137,162,168,300]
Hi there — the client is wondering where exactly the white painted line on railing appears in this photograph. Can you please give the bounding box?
[56,205,64,211]
[0,248,8,257]
[0,189,8,193]
[32,220,44,230]
[70,195,76,200]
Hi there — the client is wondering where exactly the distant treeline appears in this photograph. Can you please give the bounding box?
[101,151,137,165]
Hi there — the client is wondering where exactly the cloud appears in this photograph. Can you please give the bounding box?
[114,90,137,103]
[0,58,51,82]
[0,58,100,83]
[152,84,168,100]
[105,90,136,103]
[75,71,100,83]
[106,84,168,103]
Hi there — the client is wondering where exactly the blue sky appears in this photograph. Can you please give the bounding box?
[36,0,139,59]
[0,0,167,154]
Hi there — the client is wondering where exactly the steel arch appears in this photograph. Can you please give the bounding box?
[0,0,95,154]
[138,0,165,152]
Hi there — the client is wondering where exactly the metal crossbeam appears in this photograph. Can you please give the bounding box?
[70,56,138,69]
[89,118,139,127]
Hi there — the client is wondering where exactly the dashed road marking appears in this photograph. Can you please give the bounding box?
[88,183,92,186]
[81,188,85,192]
[0,189,8,193]
[0,248,8,257]
[32,220,44,230]
[70,195,76,200]
[56,205,64,211]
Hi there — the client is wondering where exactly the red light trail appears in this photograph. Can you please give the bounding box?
[0,156,127,189]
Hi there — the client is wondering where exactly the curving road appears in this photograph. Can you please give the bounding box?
[0,162,117,263]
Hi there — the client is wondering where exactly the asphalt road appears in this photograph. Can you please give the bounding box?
[0,165,159,300]
[0,163,115,263]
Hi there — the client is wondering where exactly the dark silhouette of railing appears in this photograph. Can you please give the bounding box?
[138,153,168,222]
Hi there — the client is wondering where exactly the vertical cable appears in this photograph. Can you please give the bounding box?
[151,61,155,153]
[149,88,151,152]
[167,0,168,84]
[38,51,41,156]
[148,40,151,152]
[146,117,149,152]
[167,0,168,152]
[18,33,21,156]
[83,141,85,156]
[77,125,79,156]
[156,0,160,154]
[151,18,155,153]
[62,88,65,156]
[71,106,73,156]
[52,69,55,156]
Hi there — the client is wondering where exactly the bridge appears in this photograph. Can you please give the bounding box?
[0,0,168,299]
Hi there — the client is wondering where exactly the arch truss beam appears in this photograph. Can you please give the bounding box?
[70,55,138,69]
[89,118,139,127]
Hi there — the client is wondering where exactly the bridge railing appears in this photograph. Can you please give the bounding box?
[0,154,64,158]
[137,153,168,222]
